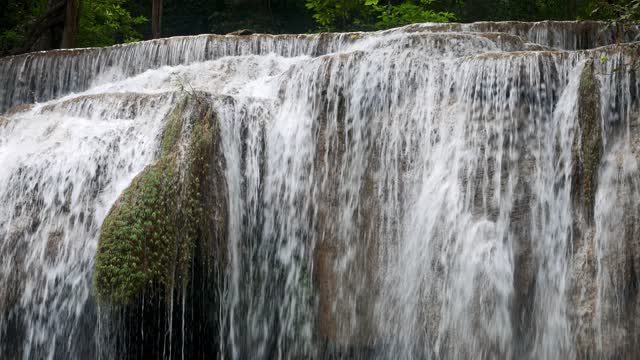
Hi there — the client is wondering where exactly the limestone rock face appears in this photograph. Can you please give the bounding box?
[312,81,381,351]
[308,43,640,359]
[564,46,640,360]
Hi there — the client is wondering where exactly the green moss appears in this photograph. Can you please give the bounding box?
[177,111,213,280]
[94,156,178,304]
[180,104,227,273]
[94,94,226,305]
[160,99,186,157]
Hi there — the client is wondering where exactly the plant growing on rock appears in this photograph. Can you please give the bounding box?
[94,156,179,304]
[93,94,225,305]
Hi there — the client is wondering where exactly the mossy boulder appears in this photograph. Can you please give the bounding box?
[92,93,228,358]
[94,94,227,306]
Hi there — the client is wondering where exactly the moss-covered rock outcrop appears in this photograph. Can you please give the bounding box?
[94,156,179,304]
[93,93,228,359]
[95,93,227,303]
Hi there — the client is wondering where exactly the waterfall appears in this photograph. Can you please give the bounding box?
[0,22,639,359]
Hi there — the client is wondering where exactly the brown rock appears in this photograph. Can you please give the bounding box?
[4,103,33,116]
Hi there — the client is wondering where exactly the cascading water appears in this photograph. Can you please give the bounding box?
[0,21,639,360]
[0,93,176,358]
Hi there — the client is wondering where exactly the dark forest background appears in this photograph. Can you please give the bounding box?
[1,0,638,56]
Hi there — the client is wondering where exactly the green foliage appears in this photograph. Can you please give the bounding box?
[305,0,377,31]
[1,30,22,52]
[0,0,48,55]
[0,0,145,54]
[77,0,147,47]
[305,0,454,32]
[375,1,456,29]
[302,0,639,30]
[580,0,640,45]
[588,0,640,22]
[1,0,637,55]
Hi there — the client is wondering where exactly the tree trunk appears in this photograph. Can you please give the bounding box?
[152,0,163,39]
[61,0,81,48]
